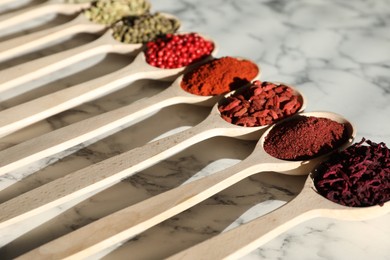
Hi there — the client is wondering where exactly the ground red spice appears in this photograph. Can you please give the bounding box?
[145,33,214,69]
[314,138,390,207]
[218,81,301,127]
[180,57,259,96]
[263,116,347,160]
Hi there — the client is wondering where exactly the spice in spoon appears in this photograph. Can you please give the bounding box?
[84,0,151,25]
[145,33,214,69]
[218,81,301,127]
[180,57,259,96]
[314,138,390,207]
[263,115,347,160]
[112,13,180,44]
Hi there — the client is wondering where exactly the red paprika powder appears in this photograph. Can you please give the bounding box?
[218,81,301,127]
[180,57,259,96]
[145,33,214,69]
[263,116,347,160]
[314,138,390,207]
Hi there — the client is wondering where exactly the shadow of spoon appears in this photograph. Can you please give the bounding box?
[0,0,150,62]
[16,111,355,259]
[0,81,304,247]
[0,13,180,99]
[0,56,255,178]
[0,32,217,138]
[168,141,390,260]
[0,0,90,32]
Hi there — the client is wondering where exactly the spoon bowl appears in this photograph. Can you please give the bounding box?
[218,81,307,140]
[15,111,354,259]
[257,111,355,175]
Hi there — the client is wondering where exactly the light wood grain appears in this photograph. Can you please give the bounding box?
[0,51,186,138]
[0,14,105,62]
[0,12,180,98]
[0,185,107,254]
[0,101,278,246]
[0,30,141,97]
[17,111,355,259]
[168,178,389,260]
[0,50,227,177]
[0,85,301,246]
[0,75,216,176]
[17,150,299,260]
[0,31,214,138]
[0,1,89,31]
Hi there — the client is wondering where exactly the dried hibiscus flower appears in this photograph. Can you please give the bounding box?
[314,138,390,207]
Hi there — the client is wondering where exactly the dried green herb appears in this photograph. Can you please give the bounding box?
[84,0,150,25]
[112,13,180,44]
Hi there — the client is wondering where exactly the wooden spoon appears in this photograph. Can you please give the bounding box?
[0,0,90,31]
[0,34,217,138]
[0,84,305,246]
[16,111,356,259]
[0,13,180,98]
[0,11,106,62]
[0,57,255,177]
[0,30,140,98]
[168,171,389,260]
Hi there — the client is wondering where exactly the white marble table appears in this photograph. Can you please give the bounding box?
[0,0,389,259]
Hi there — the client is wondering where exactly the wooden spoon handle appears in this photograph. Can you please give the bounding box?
[169,190,390,260]
[0,86,184,176]
[0,116,219,238]
[0,31,139,96]
[168,190,332,260]
[0,45,189,137]
[0,2,88,31]
[0,14,105,62]
[0,186,105,249]
[18,159,263,259]
[0,54,155,138]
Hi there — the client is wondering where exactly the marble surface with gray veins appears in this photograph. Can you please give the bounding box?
[0,0,389,259]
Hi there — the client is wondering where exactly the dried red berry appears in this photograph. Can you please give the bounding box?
[144,33,214,69]
[218,81,302,127]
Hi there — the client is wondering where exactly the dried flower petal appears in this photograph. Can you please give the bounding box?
[314,138,390,207]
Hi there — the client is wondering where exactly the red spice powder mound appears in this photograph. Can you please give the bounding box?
[263,116,347,160]
[180,57,259,96]
[314,138,390,207]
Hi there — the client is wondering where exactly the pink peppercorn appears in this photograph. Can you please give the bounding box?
[145,33,214,69]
